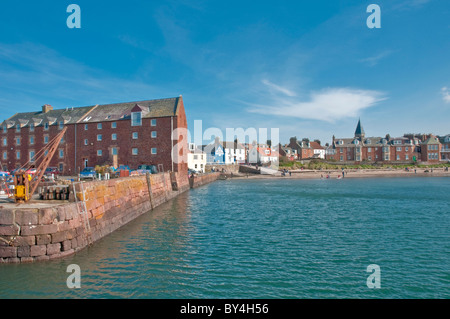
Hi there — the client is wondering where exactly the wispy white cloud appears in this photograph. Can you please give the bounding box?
[359,50,394,67]
[410,0,432,7]
[261,79,297,97]
[393,0,432,10]
[247,84,386,123]
[0,42,167,114]
[442,87,450,103]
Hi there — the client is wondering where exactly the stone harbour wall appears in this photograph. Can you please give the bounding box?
[189,172,221,189]
[0,172,191,263]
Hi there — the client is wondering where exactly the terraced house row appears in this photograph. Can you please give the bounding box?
[325,119,450,164]
[0,96,188,175]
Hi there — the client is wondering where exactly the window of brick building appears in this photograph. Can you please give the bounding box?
[30,136,34,145]
[97,150,102,156]
[97,134,102,141]
[111,122,117,129]
[151,148,157,154]
[84,139,88,145]
[97,123,102,129]
[59,149,64,158]
[151,131,157,138]
[131,112,142,126]
[112,133,117,140]
[151,119,156,127]
[132,132,138,139]
[132,148,138,155]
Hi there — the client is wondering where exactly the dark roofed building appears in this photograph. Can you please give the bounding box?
[326,119,422,163]
[420,135,441,163]
[288,137,315,160]
[0,96,188,175]
[438,134,450,161]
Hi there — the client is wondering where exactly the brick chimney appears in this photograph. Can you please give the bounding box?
[42,104,53,113]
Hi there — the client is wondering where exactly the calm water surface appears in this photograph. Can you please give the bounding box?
[1,177,449,298]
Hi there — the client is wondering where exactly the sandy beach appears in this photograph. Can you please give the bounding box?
[231,167,450,180]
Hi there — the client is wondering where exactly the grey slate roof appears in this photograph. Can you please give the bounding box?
[2,106,94,128]
[1,97,181,129]
[82,97,181,123]
[334,136,386,148]
[421,136,441,145]
[438,134,450,144]
[222,141,245,149]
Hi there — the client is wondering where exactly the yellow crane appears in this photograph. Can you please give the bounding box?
[14,127,67,203]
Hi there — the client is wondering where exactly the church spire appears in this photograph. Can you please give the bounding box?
[355,118,365,139]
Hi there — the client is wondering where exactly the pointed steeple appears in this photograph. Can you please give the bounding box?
[354,118,365,139]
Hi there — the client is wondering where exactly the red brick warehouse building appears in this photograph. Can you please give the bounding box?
[0,96,188,175]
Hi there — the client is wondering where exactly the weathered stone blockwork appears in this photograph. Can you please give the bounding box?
[189,173,220,189]
[0,171,190,263]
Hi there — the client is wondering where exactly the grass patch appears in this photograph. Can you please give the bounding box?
[279,160,450,170]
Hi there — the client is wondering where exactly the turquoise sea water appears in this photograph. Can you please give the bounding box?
[0,177,449,299]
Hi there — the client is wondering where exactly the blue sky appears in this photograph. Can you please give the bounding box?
[0,0,449,145]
